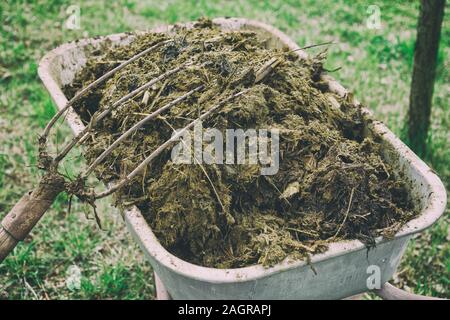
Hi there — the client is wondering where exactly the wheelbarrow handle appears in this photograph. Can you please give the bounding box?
[374,282,445,300]
[0,173,65,263]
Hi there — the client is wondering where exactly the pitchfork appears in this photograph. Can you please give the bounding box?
[0,38,280,262]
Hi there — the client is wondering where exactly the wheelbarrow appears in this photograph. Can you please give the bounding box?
[36,17,446,300]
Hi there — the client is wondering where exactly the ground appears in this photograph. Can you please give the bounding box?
[0,0,448,299]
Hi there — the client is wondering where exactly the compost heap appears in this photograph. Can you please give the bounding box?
[65,20,416,268]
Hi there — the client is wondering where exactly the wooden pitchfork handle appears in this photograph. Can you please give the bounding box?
[0,173,65,263]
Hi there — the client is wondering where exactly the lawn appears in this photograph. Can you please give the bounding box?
[0,0,448,299]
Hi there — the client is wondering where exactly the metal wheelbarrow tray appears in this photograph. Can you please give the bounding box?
[38,18,446,299]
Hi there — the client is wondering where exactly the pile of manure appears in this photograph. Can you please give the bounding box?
[65,19,416,268]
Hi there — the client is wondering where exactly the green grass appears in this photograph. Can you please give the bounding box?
[0,0,448,299]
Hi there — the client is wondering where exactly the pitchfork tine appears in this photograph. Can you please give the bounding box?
[95,88,250,199]
[82,84,204,178]
[42,39,173,141]
[92,56,282,199]
[54,60,197,163]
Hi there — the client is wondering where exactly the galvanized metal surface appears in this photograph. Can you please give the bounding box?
[38,17,447,300]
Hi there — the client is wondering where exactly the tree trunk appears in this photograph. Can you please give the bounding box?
[407,0,445,156]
